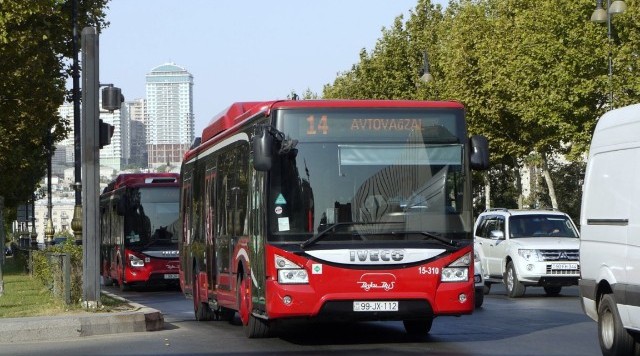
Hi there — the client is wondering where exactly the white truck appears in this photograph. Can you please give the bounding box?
[580,103,640,356]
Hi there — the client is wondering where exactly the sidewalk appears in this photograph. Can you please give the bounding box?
[0,290,164,343]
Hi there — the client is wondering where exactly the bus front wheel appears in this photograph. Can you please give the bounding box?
[237,273,270,338]
[193,267,214,321]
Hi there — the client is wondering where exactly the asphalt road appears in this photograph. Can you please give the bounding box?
[0,284,601,355]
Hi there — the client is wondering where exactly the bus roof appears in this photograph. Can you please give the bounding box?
[198,99,464,147]
[102,173,180,194]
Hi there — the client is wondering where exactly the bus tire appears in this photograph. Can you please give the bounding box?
[598,293,635,356]
[193,268,214,321]
[403,318,433,336]
[119,280,130,292]
[238,273,270,338]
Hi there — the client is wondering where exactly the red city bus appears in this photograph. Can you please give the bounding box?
[100,173,181,291]
[179,100,489,337]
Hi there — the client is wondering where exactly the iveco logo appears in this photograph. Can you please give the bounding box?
[162,250,179,256]
[558,251,569,260]
[350,250,404,262]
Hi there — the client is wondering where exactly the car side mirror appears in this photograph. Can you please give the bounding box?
[117,196,128,216]
[489,230,505,240]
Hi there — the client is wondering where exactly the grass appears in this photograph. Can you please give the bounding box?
[0,253,130,318]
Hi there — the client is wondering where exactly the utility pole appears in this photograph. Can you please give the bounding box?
[71,0,83,245]
[81,27,100,308]
[0,196,5,296]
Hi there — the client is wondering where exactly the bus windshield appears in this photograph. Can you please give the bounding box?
[267,107,473,244]
[124,187,180,248]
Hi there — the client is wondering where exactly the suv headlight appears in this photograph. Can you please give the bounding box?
[518,249,543,262]
[275,255,309,284]
[441,252,470,282]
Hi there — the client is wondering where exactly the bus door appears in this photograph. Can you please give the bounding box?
[181,172,193,291]
[205,164,217,292]
[215,169,232,292]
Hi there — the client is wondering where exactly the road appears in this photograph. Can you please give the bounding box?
[0,284,600,355]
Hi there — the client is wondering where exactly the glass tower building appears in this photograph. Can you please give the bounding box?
[145,63,194,169]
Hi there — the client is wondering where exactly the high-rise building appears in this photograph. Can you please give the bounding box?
[126,98,148,168]
[56,103,75,167]
[145,63,194,168]
[99,102,128,172]
[56,101,127,173]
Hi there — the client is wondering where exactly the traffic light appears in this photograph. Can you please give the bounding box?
[99,119,114,149]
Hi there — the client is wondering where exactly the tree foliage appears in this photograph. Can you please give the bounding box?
[0,0,109,210]
[322,0,640,210]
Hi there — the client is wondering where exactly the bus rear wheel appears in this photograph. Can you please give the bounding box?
[237,273,270,338]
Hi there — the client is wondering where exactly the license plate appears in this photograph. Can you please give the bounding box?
[353,301,398,312]
[164,274,179,279]
[551,263,578,270]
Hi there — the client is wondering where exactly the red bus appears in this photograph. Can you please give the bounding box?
[100,173,181,291]
[179,100,489,337]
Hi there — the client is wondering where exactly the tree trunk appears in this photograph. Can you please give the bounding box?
[484,173,491,210]
[513,157,524,209]
[541,155,558,209]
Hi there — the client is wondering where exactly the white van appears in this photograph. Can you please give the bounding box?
[580,103,640,356]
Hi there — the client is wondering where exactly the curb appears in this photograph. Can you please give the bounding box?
[0,291,164,343]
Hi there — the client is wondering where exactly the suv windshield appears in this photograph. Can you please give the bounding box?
[509,214,579,238]
[267,107,473,244]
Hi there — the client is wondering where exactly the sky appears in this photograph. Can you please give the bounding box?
[99,0,447,135]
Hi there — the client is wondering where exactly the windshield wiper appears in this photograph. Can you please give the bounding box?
[410,231,458,246]
[300,222,402,249]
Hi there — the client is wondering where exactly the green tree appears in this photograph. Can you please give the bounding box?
[322,0,640,212]
[0,0,109,210]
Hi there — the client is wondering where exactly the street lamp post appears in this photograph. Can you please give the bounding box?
[44,131,55,246]
[71,0,83,245]
[419,51,434,83]
[591,0,627,110]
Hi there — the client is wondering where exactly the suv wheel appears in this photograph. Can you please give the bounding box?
[544,285,562,296]
[483,282,491,295]
[504,262,525,298]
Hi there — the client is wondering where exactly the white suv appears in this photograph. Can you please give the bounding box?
[474,208,580,298]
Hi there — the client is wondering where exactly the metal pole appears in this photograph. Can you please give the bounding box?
[45,132,55,246]
[71,0,83,244]
[0,196,5,296]
[81,26,101,308]
[607,0,614,109]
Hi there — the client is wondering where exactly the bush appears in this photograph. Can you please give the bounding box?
[31,240,83,304]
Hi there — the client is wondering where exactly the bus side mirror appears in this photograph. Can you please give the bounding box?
[470,135,489,170]
[117,196,128,216]
[252,126,273,171]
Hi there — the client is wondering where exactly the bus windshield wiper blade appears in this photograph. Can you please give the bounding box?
[407,231,457,246]
[300,222,401,249]
[300,222,352,249]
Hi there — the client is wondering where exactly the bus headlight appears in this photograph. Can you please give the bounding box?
[129,254,145,267]
[441,252,470,282]
[278,269,309,284]
[275,255,309,284]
